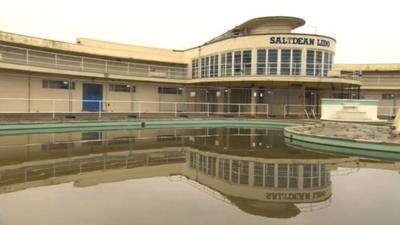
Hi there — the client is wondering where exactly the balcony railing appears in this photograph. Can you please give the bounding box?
[0,98,269,119]
[360,74,400,87]
[0,44,188,80]
[0,43,361,82]
[193,62,361,81]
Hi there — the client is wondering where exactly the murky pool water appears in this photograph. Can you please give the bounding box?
[0,127,399,225]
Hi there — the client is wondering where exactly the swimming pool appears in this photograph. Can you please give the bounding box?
[0,125,398,225]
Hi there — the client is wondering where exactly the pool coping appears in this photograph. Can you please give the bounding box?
[0,119,302,136]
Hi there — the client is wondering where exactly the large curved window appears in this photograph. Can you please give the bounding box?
[191,48,333,78]
[193,50,251,78]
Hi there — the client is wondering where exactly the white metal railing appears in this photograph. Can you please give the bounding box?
[0,43,361,82]
[194,62,361,81]
[0,44,188,80]
[0,98,269,119]
[283,104,399,119]
[284,104,321,118]
[0,150,185,186]
[377,106,400,118]
[361,75,400,87]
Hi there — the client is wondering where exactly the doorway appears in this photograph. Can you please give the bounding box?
[82,83,103,112]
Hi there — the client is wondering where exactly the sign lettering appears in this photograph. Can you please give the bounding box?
[270,37,331,48]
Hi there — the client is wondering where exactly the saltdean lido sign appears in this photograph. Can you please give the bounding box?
[270,36,331,48]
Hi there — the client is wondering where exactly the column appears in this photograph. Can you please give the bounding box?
[251,87,257,116]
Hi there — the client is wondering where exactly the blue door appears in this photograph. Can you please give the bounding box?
[83,83,103,112]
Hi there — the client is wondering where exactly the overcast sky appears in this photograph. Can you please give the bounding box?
[0,0,399,64]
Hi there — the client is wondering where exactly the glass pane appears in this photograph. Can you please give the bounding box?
[257,49,266,75]
[292,49,302,75]
[226,52,232,76]
[242,50,252,75]
[316,51,322,76]
[268,49,278,75]
[234,51,242,76]
[306,50,315,76]
[280,49,291,75]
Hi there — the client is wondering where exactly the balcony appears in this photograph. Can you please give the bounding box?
[0,44,188,80]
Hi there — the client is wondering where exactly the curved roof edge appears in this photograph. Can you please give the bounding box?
[237,16,305,30]
[204,16,306,45]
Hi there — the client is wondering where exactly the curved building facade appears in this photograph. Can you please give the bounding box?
[0,16,361,118]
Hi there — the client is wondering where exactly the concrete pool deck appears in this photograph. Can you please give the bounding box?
[285,122,400,153]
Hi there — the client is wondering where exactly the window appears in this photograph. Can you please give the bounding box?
[210,56,215,77]
[214,55,219,77]
[231,160,239,183]
[209,55,218,77]
[316,51,322,76]
[312,164,320,187]
[306,50,315,76]
[242,50,252,75]
[239,161,249,184]
[234,51,242,76]
[303,164,312,188]
[190,152,197,169]
[221,53,226,76]
[265,164,275,187]
[278,164,288,188]
[218,159,230,181]
[382,93,399,99]
[280,49,291,75]
[254,162,264,186]
[268,49,278,75]
[42,80,75,89]
[292,49,302,75]
[207,157,217,176]
[205,56,210,77]
[158,87,183,95]
[323,52,329,76]
[200,55,218,78]
[226,52,232,76]
[257,49,266,75]
[288,165,298,188]
[191,59,199,78]
[109,84,135,93]
[201,58,206,78]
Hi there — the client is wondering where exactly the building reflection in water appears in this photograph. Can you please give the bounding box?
[0,128,398,218]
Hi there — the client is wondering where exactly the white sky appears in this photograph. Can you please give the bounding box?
[0,0,399,64]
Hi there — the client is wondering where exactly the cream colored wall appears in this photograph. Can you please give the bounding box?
[362,90,399,117]
[184,34,335,58]
[0,71,192,114]
[29,77,80,113]
[160,91,184,112]
[105,84,134,113]
[132,84,160,113]
[0,73,29,112]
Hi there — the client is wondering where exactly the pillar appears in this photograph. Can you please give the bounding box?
[251,87,257,116]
